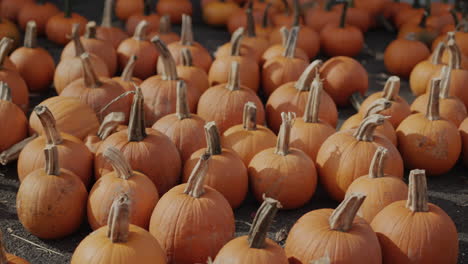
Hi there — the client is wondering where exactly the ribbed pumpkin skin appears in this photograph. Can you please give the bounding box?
[262,57,309,97]
[178,65,210,94]
[213,236,289,264]
[360,92,411,128]
[29,96,100,140]
[0,100,27,151]
[167,43,212,73]
[409,60,441,96]
[96,27,129,50]
[340,113,397,146]
[410,94,467,127]
[371,201,458,264]
[149,184,235,264]
[289,119,335,162]
[285,209,382,264]
[71,225,167,264]
[208,56,260,92]
[117,39,159,80]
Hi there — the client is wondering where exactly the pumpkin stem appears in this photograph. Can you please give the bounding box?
[295,60,323,91]
[97,112,126,140]
[84,21,97,39]
[34,105,63,145]
[353,114,387,142]
[143,0,151,16]
[368,147,388,178]
[426,78,441,121]
[430,41,445,65]
[280,0,290,14]
[280,26,289,47]
[339,2,349,28]
[0,82,11,101]
[183,153,211,198]
[104,147,134,180]
[424,0,431,16]
[439,65,452,99]
[180,15,194,46]
[204,122,222,155]
[262,3,272,28]
[275,112,296,156]
[0,134,38,165]
[283,26,299,58]
[246,7,256,37]
[406,169,429,212]
[363,98,392,118]
[71,23,86,57]
[80,53,103,88]
[101,0,114,27]
[382,76,400,101]
[248,196,282,249]
[227,61,241,91]
[181,48,193,67]
[450,9,459,26]
[128,85,147,141]
[64,0,72,18]
[121,55,138,82]
[151,36,178,80]
[44,145,60,176]
[107,194,131,243]
[0,230,7,264]
[324,0,336,11]
[418,11,429,28]
[24,21,37,48]
[243,102,257,130]
[230,27,245,56]
[0,38,13,68]
[176,80,191,120]
[134,20,148,41]
[329,193,366,232]
[159,15,172,34]
[303,72,322,123]
[99,91,134,122]
[292,0,301,26]
[447,36,462,69]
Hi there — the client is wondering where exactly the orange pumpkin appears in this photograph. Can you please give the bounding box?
[409,41,445,96]
[96,0,129,49]
[45,0,88,45]
[262,26,308,65]
[203,0,241,27]
[177,48,210,94]
[17,1,60,35]
[147,15,180,44]
[115,0,144,21]
[397,11,439,46]
[384,35,430,78]
[0,18,21,48]
[125,1,160,36]
[84,112,126,154]
[156,0,193,24]
[239,7,270,64]
[268,23,320,60]
[0,82,28,153]
[0,0,34,22]
[304,1,340,32]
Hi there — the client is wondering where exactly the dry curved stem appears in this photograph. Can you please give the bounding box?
[406,169,429,212]
[230,27,245,56]
[181,48,193,67]
[329,193,366,232]
[107,193,131,243]
[368,146,388,178]
[430,41,445,64]
[353,114,387,142]
[243,102,257,130]
[183,153,211,198]
[204,121,222,155]
[159,15,172,34]
[176,80,191,120]
[121,55,138,82]
[134,20,148,41]
[295,60,323,91]
[283,26,299,58]
[280,26,289,47]
[101,0,114,27]
[303,73,322,123]
[44,145,60,176]
[261,3,272,29]
[292,0,301,26]
[0,82,11,101]
[84,21,97,39]
[128,85,147,142]
[24,21,37,48]
[447,38,462,69]
[227,61,241,91]
[151,36,178,80]
[382,76,400,101]
[246,7,256,37]
[34,105,63,145]
[0,38,13,68]
[180,14,194,46]
[0,134,38,165]
[275,112,296,156]
[104,147,134,180]
[339,1,349,28]
[426,78,441,121]
[248,196,282,249]
[97,112,125,140]
[363,98,392,118]
[80,53,102,88]
[439,65,452,99]
[70,23,86,57]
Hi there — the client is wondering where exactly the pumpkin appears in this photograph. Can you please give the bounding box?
[345,146,408,222]
[226,2,265,34]
[354,0,388,18]
[152,80,206,162]
[222,102,277,166]
[459,117,468,167]
[156,0,193,24]
[341,98,397,146]
[319,56,368,106]
[331,0,372,33]
[289,76,336,162]
[72,194,167,264]
[304,0,340,32]
[271,0,295,27]
[96,0,129,49]
[17,1,60,35]
[316,114,404,201]
[88,147,159,230]
[249,112,317,209]
[210,27,260,92]
[371,169,458,264]
[269,23,320,60]
[177,48,210,94]
[409,41,444,96]
[61,53,131,120]
[285,193,382,264]
[117,20,159,80]
[0,18,21,48]
[320,2,364,57]
[95,86,182,195]
[199,61,265,133]
[0,0,34,22]
[125,0,160,36]
[115,0,144,21]
[112,55,142,93]
[262,26,308,97]
[85,112,126,154]
[0,134,37,166]
[254,3,274,39]
[0,82,28,153]
[262,26,308,65]
[397,11,439,46]
[202,0,241,27]
[214,197,288,264]
[16,144,87,239]
[10,21,55,93]
[0,230,30,264]
[396,78,461,175]
[29,96,100,140]
[411,65,467,127]
[266,60,338,133]
[45,0,88,45]
[54,24,110,95]
[360,76,411,128]
[148,15,180,44]
[238,7,270,64]
[183,122,248,208]
[149,153,235,264]
[383,0,412,22]
[165,15,212,72]
[141,37,201,125]
[394,1,425,28]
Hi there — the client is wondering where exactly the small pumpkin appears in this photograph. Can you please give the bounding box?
[409,41,445,96]
[371,169,459,264]
[345,146,408,222]
[0,0,34,22]
[177,48,210,94]
[125,0,160,36]
[0,229,30,263]
[397,11,439,46]
[72,194,167,264]
[149,153,235,264]
[156,0,193,24]
[96,0,129,49]
[84,112,126,154]
[0,82,28,153]
[0,18,21,48]
[304,0,340,32]
[16,144,88,239]
[331,0,371,33]
[226,1,265,34]
[115,0,144,21]
[112,55,142,93]
[183,122,248,209]
[261,26,308,65]
[45,0,88,45]
[17,0,60,35]
[394,1,425,28]
[202,0,241,27]
[148,15,180,44]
